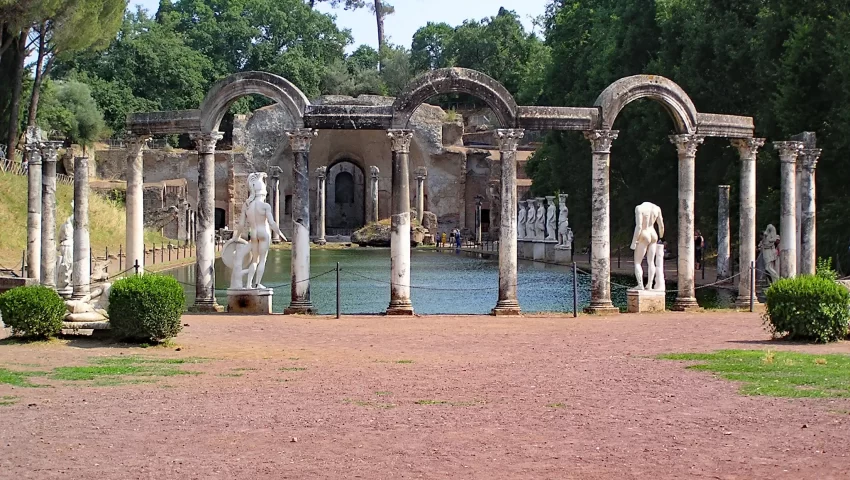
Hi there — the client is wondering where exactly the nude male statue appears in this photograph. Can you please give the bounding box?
[225,172,287,289]
[630,202,665,290]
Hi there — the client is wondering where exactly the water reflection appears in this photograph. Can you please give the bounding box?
[166,248,733,314]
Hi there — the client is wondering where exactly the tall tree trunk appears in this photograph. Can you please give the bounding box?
[26,23,47,130]
[5,27,28,157]
[374,0,384,69]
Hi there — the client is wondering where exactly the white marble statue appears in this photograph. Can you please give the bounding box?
[760,224,780,284]
[535,197,546,240]
[557,194,570,248]
[526,199,537,240]
[56,205,74,292]
[545,196,557,241]
[630,202,665,291]
[517,201,527,239]
[223,172,287,290]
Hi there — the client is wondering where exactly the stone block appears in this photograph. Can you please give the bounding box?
[554,248,573,265]
[0,277,36,296]
[520,241,534,260]
[533,242,546,261]
[227,288,273,314]
[544,243,556,263]
[627,289,666,314]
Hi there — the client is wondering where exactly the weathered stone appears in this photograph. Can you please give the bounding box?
[72,156,91,300]
[421,211,437,232]
[40,142,61,288]
[670,134,704,311]
[731,138,766,308]
[190,131,224,313]
[387,129,414,315]
[492,129,523,316]
[775,141,803,278]
[627,290,665,313]
[717,185,731,279]
[227,288,273,314]
[286,129,317,315]
[25,128,42,281]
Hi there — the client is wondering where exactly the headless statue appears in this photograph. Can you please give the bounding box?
[224,172,287,289]
[760,224,780,284]
[630,202,665,290]
[517,201,526,239]
[56,204,74,292]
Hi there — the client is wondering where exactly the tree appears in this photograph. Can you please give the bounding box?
[410,22,454,73]
[37,79,106,148]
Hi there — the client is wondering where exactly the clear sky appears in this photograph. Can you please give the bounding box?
[131,0,550,51]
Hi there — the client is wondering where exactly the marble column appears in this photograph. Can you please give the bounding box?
[475,196,483,244]
[386,129,414,315]
[716,185,731,280]
[125,135,149,273]
[795,160,802,269]
[315,166,327,245]
[190,132,224,312]
[370,166,380,222]
[72,156,90,300]
[270,168,281,243]
[731,138,765,307]
[25,131,42,281]
[493,129,524,316]
[583,130,619,314]
[285,129,318,315]
[40,142,61,288]
[775,141,803,278]
[415,166,427,222]
[799,148,821,275]
[670,134,705,311]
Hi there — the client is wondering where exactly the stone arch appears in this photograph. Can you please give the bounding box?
[392,67,518,129]
[198,71,310,133]
[594,75,699,134]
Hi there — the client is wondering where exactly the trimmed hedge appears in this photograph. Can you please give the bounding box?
[0,285,66,338]
[764,275,850,343]
[108,274,185,342]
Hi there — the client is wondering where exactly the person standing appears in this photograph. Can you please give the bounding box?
[694,229,705,270]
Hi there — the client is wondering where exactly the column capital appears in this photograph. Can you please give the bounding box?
[415,166,427,180]
[40,141,63,162]
[316,166,327,180]
[730,137,766,160]
[773,141,804,163]
[191,131,223,154]
[669,134,706,157]
[387,129,414,153]
[370,165,380,179]
[583,130,619,154]
[800,148,821,171]
[494,129,525,152]
[126,134,151,155]
[287,128,317,153]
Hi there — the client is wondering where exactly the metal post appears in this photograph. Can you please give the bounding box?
[119,245,123,271]
[134,259,140,275]
[161,243,164,263]
[336,262,341,319]
[105,247,109,274]
[151,244,155,265]
[89,248,93,278]
[749,260,755,313]
[572,262,578,318]
[618,246,621,269]
[168,244,172,262]
[21,250,26,278]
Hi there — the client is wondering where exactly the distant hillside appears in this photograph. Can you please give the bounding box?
[0,171,168,270]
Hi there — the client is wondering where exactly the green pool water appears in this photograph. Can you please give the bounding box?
[165,248,734,314]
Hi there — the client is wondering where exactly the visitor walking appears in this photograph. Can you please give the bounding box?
[694,230,705,270]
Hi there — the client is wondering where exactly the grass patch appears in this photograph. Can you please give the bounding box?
[395,360,414,364]
[0,368,49,387]
[232,367,257,372]
[217,373,244,377]
[375,391,392,396]
[0,356,206,388]
[415,399,448,405]
[547,403,567,409]
[280,367,306,372]
[343,398,396,409]
[659,350,850,398]
[0,395,18,406]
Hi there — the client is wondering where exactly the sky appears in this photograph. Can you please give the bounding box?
[132,0,550,51]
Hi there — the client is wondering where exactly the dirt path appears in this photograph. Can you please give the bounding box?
[0,312,848,479]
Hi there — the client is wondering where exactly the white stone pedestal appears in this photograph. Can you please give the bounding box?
[627,289,666,313]
[533,242,547,261]
[227,288,273,314]
[520,240,534,260]
[554,248,573,265]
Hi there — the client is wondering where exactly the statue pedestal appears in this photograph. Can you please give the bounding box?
[520,240,534,260]
[57,287,73,300]
[554,247,572,265]
[533,241,547,261]
[227,288,273,314]
[626,289,666,313]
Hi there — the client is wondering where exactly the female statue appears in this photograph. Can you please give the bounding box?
[545,196,557,241]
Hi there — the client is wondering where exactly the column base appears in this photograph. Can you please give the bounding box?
[671,297,701,312]
[285,301,316,315]
[314,239,327,246]
[492,300,521,316]
[386,300,414,316]
[188,301,225,313]
[734,297,763,311]
[584,301,620,315]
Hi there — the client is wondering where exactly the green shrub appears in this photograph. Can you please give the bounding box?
[764,275,850,343]
[108,274,185,342]
[816,257,839,281]
[0,286,66,338]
